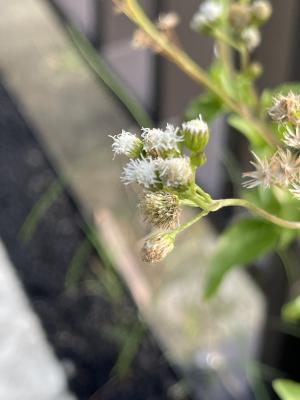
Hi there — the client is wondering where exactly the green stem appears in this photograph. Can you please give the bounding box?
[211,198,300,230]
[174,196,300,239]
[174,210,210,235]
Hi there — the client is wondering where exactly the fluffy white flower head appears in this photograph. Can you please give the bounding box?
[182,115,208,135]
[191,1,223,30]
[142,124,183,153]
[241,27,261,51]
[111,130,142,158]
[121,158,158,188]
[158,157,193,189]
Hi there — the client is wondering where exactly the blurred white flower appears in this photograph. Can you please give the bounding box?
[241,27,261,51]
[191,1,223,30]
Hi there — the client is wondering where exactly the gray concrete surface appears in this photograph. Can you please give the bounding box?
[0,241,75,400]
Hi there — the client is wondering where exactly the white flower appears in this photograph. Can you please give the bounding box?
[191,1,223,30]
[142,124,183,154]
[274,148,300,187]
[242,152,273,189]
[110,130,142,158]
[158,157,193,189]
[182,115,208,135]
[121,158,158,188]
[241,27,261,51]
[284,126,300,149]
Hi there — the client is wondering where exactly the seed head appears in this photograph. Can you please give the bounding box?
[241,27,261,51]
[283,126,300,150]
[242,152,273,189]
[251,0,272,23]
[141,232,175,263]
[268,93,300,125]
[121,158,158,188]
[191,1,223,31]
[182,115,209,152]
[142,124,183,157]
[290,182,300,201]
[139,191,181,230]
[110,130,143,158]
[158,157,193,190]
[273,148,300,187]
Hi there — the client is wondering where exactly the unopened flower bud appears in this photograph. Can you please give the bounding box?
[251,0,272,24]
[139,191,181,230]
[158,157,193,190]
[181,115,209,152]
[268,93,300,125]
[229,3,251,31]
[241,27,261,51]
[111,130,143,158]
[141,232,175,263]
[246,62,263,79]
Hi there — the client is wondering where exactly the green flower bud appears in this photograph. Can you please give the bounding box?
[181,115,209,152]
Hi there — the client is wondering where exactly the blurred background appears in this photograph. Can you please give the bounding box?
[1,1,300,399]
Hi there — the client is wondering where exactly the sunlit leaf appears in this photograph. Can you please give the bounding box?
[282,296,300,323]
[273,379,300,400]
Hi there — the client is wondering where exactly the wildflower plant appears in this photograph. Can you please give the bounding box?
[110,0,300,305]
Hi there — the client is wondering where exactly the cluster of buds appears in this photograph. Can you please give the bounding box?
[191,0,272,53]
[110,115,210,262]
[243,92,300,199]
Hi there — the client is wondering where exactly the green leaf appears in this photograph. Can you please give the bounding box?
[210,62,236,98]
[205,218,278,298]
[184,91,223,123]
[228,114,266,147]
[273,380,300,400]
[282,296,300,323]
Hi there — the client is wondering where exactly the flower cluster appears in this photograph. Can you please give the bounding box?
[191,0,272,52]
[111,115,210,262]
[243,92,300,199]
